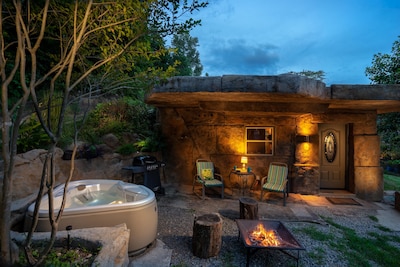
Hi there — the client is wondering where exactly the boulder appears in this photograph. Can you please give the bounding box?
[102,133,120,150]
[11,149,133,200]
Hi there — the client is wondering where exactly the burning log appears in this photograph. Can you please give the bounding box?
[192,213,222,258]
[248,223,282,247]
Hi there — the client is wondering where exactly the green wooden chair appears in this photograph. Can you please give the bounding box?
[260,162,289,206]
[193,159,224,200]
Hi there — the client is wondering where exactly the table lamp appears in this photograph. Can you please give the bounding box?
[241,156,248,169]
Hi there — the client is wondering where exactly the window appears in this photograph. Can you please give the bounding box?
[245,127,274,155]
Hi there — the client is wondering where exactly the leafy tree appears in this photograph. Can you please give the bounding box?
[377,113,400,160]
[171,32,203,76]
[365,36,400,160]
[0,1,208,266]
[365,36,400,84]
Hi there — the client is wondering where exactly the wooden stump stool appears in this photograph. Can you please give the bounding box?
[239,197,258,220]
[192,213,222,258]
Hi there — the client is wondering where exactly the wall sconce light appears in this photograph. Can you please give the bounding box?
[296,135,310,143]
[241,156,248,169]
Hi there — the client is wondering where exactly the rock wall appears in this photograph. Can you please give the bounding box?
[10,148,139,200]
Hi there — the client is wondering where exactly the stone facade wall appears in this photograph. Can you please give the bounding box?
[292,111,382,200]
[159,108,383,201]
[160,107,296,188]
[354,135,383,200]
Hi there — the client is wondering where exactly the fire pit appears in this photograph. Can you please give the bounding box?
[236,220,304,267]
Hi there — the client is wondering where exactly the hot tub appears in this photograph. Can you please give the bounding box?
[24,179,158,253]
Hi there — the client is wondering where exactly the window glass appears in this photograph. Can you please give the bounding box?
[245,127,274,155]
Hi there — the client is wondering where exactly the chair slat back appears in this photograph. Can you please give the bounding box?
[267,163,288,191]
[197,160,215,180]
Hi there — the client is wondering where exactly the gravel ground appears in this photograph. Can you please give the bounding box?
[155,185,400,267]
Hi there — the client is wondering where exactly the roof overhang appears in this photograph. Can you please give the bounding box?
[146,75,400,115]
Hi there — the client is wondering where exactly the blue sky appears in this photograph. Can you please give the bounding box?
[189,0,400,85]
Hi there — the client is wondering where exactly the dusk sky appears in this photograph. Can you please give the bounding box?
[188,0,400,85]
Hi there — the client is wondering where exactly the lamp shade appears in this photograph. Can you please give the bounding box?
[240,156,248,164]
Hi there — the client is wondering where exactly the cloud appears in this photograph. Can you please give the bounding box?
[201,39,279,75]
[191,0,400,83]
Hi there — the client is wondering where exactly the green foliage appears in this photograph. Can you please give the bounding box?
[15,90,64,152]
[220,250,235,267]
[368,215,378,222]
[40,90,63,134]
[135,135,163,152]
[378,113,400,160]
[17,115,51,153]
[16,238,100,267]
[366,36,400,160]
[58,120,76,150]
[1,1,209,266]
[116,143,137,155]
[171,32,203,76]
[296,225,334,241]
[80,101,128,143]
[307,247,326,265]
[383,173,400,190]
[80,97,161,152]
[365,36,400,84]
[299,217,400,267]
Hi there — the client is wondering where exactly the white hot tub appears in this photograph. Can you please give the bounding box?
[24,179,158,253]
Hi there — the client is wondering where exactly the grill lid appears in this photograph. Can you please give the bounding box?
[132,155,158,166]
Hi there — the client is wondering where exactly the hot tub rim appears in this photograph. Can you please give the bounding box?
[27,179,156,217]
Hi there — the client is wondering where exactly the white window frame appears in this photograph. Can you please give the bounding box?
[245,126,274,155]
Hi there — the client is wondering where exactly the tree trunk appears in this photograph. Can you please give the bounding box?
[239,197,258,220]
[192,213,222,258]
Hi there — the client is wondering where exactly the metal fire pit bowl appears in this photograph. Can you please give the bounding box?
[236,219,304,267]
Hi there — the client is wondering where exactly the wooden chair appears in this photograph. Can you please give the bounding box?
[193,159,224,200]
[260,162,289,206]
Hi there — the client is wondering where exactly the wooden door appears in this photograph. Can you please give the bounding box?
[319,124,346,189]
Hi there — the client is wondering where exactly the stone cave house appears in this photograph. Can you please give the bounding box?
[146,74,400,201]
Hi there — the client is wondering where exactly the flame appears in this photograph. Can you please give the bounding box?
[248,223,282,247]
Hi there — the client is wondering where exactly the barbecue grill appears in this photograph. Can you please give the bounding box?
[123,155,165,194]
[236,219,304,267]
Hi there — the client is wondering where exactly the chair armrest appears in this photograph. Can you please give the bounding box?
[195,174,205,182]
[215,173,223,182]
[261,176,268,185]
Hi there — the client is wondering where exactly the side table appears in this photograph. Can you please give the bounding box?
[229,169,256,196]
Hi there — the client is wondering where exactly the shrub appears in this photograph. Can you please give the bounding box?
[17,115,51,153]
[116,143,137,155]
[79,97,161,151]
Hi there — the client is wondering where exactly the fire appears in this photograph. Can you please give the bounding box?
[248,223,282,247]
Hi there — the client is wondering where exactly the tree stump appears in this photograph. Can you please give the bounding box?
[239,197,258,220]
[395,191,400,211]
[192,213,222,258]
